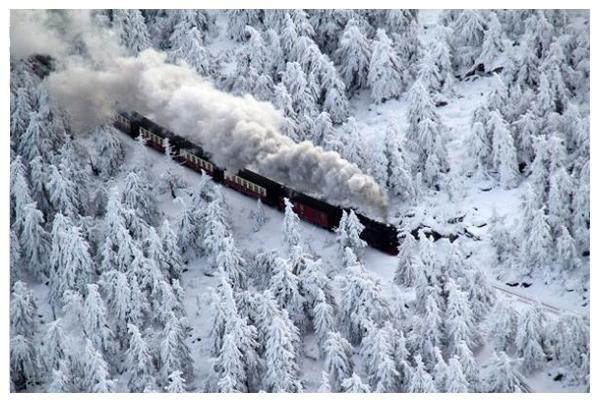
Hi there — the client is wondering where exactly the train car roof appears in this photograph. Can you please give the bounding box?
[238,168,287,191]
[291,190,344,216]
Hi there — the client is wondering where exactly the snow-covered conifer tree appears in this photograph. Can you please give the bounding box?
[445,278,475,356]
[225,10,261,42]
[20,202,50,279]
[125,323,156,392]
[394,233,421,287]
[10,334,40,391]
[450,10,486,73]
[361,324,399,392]
[524,206,552,275]
[486,299,519,351]
[483,351,529,393]
[476,13,505,69]
[166,370,186,393]
[556,226,578,273]
[341,373,371,393]
[269,257,305,325]
[324,331,354,391]
[283,198,301,249]
[339,264,390,345]
[488,111,519,189]
[456,340,481,391]
[263,313,302,392]
[446,356,470,392]
[514,305,547,374]
[113,9,150,54]
[335,20,371,92]
[214,332,246,393]
[335,210,366,258]
[368,29,402,104]
[82,339,115,392]
[82,284,114,355]
[49,224,93,306]
[10,281,40,388]
[40,319,68,375]
[408,354,436,393]
[159,313,194,385]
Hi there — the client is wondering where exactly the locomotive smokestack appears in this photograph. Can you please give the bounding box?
[11,10,388,217]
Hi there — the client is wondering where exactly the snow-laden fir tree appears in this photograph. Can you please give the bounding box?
[339,263,390,345]
[82,283,115,355]
[486,298,519,352]
[523,206,552,276]
[18,112,52,164]
[550,313,589,375]
[159,312,194,385]
[368,29,402,104]
[40,318,68,374]
[384,123,415,202]
[99,270,132,347]
[215,235,246,288]
[10,155,33,229]
[47,360,72,393]
[335,19,371,92]
[488,111,519,189]
[406,79,448,180]
[207,276,238,356]
[10,87,33,146]
[20,202,50,279]
[49,222,93,307]
[168,17,210,76]
[263,312,302,392]
[322,65,350,124]
[408,354,436,393]
[82,339,115,393]
[514,304,547,374]
[431,347,448,391]
[335,210,366,258]
[483,351,530,393]
[393,233,422,287]
[269,256,305,325]
[125,323,156,392]
[225,9,261,42]
[213,329,249,392]
[456,339,481,392]
[166,370,187,393]
[446,355,470,393]
[10,334,40,391]
[476,12,505,70]
[282,198,302,250]
[312,295,335,358]
[324,331,354,392]
[361,323,399,392]
[556,226,578,273]
[113,9,150,55]
[450,10,486,73]
[157,219,184,280]
[547,166,573,235]
[341,373,371,393]
[11,281,38,337]
[444,278,476,356]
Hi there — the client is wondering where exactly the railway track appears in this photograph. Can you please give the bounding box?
[491,283,584,317]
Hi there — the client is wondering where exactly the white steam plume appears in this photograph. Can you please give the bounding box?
[11,10,388,216]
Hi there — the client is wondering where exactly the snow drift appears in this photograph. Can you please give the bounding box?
[11,10,388,216]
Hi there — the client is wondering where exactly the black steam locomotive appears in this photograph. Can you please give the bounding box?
[113,112,401,255]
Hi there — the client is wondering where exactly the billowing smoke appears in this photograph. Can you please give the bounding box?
[11,10,388,216]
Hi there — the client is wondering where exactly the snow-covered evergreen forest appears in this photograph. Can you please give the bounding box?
[9,9,589,393]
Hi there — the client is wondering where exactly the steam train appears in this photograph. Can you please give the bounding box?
[20,53,400,254]
[112,112,401,255]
